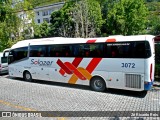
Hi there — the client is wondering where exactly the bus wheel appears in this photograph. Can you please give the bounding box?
[90,77,106,92]
[23,71,32,82]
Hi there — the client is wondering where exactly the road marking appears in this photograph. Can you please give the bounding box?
[0,100,36,111]
[0,100,67,119]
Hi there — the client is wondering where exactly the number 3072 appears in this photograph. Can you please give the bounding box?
[121,63,135,68]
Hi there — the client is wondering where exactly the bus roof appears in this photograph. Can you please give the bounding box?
[11,35,155,49]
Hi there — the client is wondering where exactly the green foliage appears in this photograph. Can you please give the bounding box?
[27,0,63,8]
[155,44,160,64]
[146,1,160,35]
[155,64,160,76]
[50,2,75,37]
[0,0,12,22]
[149,15,160,35]
[50,0,103,37]
[0,0,23,51]
[105,0,148,35]
[34,21,50,38]
[0,12,22,51]
[155,44,160,76]
[13,0,33,11]
[85,0,104,35]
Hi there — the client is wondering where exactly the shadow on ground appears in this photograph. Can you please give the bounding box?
[5,76,149,98]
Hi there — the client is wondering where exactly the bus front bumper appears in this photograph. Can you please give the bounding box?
[144,81,153,90]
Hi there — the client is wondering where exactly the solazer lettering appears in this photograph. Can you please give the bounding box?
[31,59,53,66]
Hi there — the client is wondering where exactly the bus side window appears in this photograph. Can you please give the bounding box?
[85,51,90,57]
[62,46,71,57]
[50,49,54,57]
[73,45,79,57]
[111,46,119,57]
[56,52,59,56]
[135,42,145,58]
[37,48,44,57]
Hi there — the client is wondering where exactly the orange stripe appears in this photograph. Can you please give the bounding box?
[68,74,78,84]
[106,38,116,42]
[65,62,86,80]
[68,67,92,84]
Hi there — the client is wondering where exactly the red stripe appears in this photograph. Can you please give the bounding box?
[59,58,83,75]
[57,59,72,74]
[65,62,86,80]
[72,58,83,67]
[150,64,153,81]
[87,40,96,43]
[86,58,102,73]
[59,69,65,76]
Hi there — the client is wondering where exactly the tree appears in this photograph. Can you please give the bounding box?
[72,0,103,37]
[146,1,160,35]
[147,14,160,35]
[0,13,22,51]
[0,0,23,51]
[103,0,148,35]
[0,0,11,22]
[27,0,63,8]
[50,2,75,37]
[34,21,50,38]
[50,0,103,37]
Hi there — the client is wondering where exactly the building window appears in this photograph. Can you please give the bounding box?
[37,12,39,16]
[49,9,53,15]
[43,18,50,23]
[37,19,40,23]
[42,11,48,16]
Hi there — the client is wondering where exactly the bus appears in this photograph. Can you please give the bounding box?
[8,35,155,92]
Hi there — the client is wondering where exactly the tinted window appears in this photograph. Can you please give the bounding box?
[30,45,47,57]
[48,45,73,57]
[74,43,104,57]
[1,57,7,63]
[105,41,151,58]
[25,41,151,58]
[47,43,103,57]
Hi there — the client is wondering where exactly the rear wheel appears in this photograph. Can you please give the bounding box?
[23,71,32,82]
[90,77,106,92]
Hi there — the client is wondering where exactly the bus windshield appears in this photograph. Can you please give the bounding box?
[8,47,28,64]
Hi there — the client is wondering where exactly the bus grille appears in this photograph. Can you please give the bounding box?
[125,74,141,89]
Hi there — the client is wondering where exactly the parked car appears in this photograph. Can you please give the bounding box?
[0,49,10,74]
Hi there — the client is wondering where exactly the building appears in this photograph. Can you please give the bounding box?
[34,2,64,25]
[17,11,34,39]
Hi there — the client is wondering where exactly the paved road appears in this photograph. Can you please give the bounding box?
[0,74,160,120]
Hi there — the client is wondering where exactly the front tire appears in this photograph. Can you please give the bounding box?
[23,71,32,82]
[90,77,106,92]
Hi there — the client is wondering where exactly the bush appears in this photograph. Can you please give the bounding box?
[155,64,160,77]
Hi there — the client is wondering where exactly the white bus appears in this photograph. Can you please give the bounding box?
[8,35,155,92]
